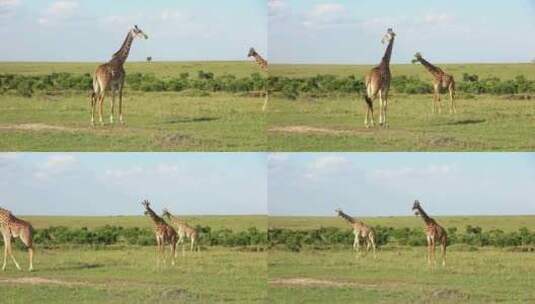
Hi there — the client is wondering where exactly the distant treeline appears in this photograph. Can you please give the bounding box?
[1,71,534,98]
[269,225,535,252]
[2,225,267,249]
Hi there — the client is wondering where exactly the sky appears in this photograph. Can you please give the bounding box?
[0,153,267,216]
[268,153,535,216]
[0,0,267,61]
[269,0,535,64]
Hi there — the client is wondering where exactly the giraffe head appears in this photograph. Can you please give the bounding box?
[411,52,423,64]
[131,25,148,40]
[412,200,422,215]
[162,208,171,219]
[247,47,257,58]
[381,28,396,44]
[141,200,151,215]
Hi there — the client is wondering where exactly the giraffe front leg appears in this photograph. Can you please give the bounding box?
[110,90,115,124]
[383,93,389,128]
[118,85,125,125]
[262,90,268,112]
[98,95,105,126]
[378,91,384,126]
[28,247,34,272]
[2,239,7,271]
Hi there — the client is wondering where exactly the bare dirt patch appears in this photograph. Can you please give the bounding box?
[269,277,380,289]
[268,125,366,135]
[0,277,86,286]
[0,123,77,132]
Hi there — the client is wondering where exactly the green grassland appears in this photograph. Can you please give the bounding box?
[0,61,265,151]
[270,63,535,80]
[269,215,535,303]
[0,247,266,304]
[269,215,535,232]
[267,62,535,151]
[268,248,535,303]
[267,93,535,151]
[25,215,267,231]
[0,61,260,78]
[0,215,266,303]
[0,91,265,151]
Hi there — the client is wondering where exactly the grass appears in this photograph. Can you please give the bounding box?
[1,62,534,151]
[268,247,535,303]
[0,215,267,303]
[267,93,535,151]
[268,214,535,303]
[0,61,260,78]
[269,215,535,232]
[270,63,535,80]
[0,247,266,304]
[0,91,265,151]
[25,215,267,232]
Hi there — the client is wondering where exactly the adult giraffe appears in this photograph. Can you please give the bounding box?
[412,200,447,267]
[141,200,177,267]
[247,47,269,111]
[90,25,148,126]
[0,207,34,271]
[413,52,457,114]
[363,28,396,128]
[335,208,376,258]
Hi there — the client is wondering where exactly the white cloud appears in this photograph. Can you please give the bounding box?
[371,164,455,180]
[302,3,355,29]
[0,0,20,19]
[268,0,287,18]
[311,155,351,170]
[34,154,78,180]
[423,13,455,25]
[39,0,79,25]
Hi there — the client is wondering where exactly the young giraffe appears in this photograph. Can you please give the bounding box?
[412,200,447,267]
[335,208,376,258]
[141,200,177,266]
[161,209,199,255]
[247,47,269,112]
[90,25,148,126]
[0,207,34,271]
[363,28,396,128]
[413,52,456,114]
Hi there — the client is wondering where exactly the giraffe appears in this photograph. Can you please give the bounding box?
[335,208,376,258]
[161,209,199,256]
[0,207,34,271]
[141,200,177,266]
[363,28,396,128]
[412,200,447,267]
[247,47,269,112]
[90,25,148,126]
[413,52,456,114]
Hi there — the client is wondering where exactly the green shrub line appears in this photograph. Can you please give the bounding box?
[269,225,535,252]
[1,71,533,98]
[1,225,267,249]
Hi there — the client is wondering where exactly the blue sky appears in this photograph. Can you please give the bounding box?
[0,0,267,61]
[268,153,535,216]
[269,0,535,63]
[0,153,267,215]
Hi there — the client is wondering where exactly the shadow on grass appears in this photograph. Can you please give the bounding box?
[446,119,486,125]
[51,263,104,271]
[164,117,219,124]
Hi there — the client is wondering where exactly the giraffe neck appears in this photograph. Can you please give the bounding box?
[0,207,11,225]
[110,31,134,66]
[416,206,435,225]
[379,36,395,69]
[145,206,165,226]
[417,57,443,78]
[337,211,356,224]
[253,53,267,70]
